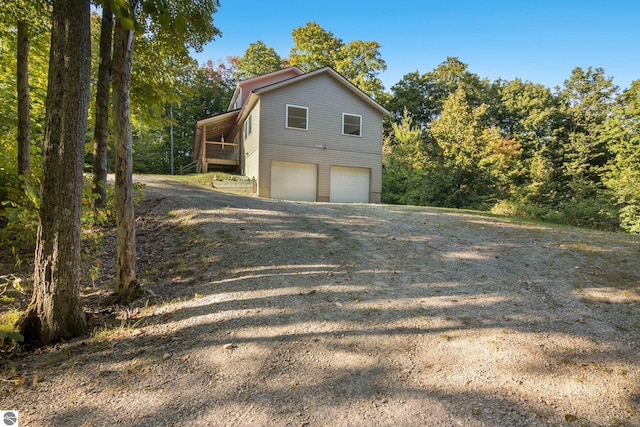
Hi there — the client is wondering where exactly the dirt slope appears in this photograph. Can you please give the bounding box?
[2,175,640,426]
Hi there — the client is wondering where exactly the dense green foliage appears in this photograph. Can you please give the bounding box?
[131,60,236,174]
[234,41,283,81]
[383,58,640,233]
[0,2,49,256]
[1,4,233,258]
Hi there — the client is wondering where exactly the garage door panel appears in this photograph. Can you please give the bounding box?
[271,161,317,202]
[330,166,370,202]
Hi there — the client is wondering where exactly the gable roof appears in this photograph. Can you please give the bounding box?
[252,67,390,116]
[239,66,305,86]
[227,67,305,111]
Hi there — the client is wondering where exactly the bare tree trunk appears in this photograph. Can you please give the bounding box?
[92,4,113,209]
[17,20,30,177]
[19,0,90,344]
[112,5,140,302]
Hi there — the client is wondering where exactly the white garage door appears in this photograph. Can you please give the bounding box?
[330,166,370,202]
[271,161,317,201]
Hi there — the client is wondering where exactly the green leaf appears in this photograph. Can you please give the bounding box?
[120,14,135,31]
[174,15,187,34]
[7,331,24,343]
[158,11,170,28]
[0,331,24,343]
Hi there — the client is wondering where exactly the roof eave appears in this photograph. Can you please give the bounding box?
[195,108,242,129]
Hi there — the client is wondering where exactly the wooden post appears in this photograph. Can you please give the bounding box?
[201,123,207,173]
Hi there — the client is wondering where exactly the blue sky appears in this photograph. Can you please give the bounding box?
[192,0,640,92]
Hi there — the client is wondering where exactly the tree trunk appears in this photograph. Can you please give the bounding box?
[17,20,30,177]
[92,4,113,209]
[112,6,141,302]
[19,0,91,345]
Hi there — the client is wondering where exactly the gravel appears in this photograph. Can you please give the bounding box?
[2,174,639,427]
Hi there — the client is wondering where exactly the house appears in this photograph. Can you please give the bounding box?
[193,66,389,203]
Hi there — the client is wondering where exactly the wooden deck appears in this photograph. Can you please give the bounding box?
[194,110,242,173]
[199,141,239,172]
[205,141,239,164]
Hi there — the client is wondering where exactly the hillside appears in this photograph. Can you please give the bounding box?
[2,174,639,426]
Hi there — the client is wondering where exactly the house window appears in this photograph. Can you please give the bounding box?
[286,104,308,130]
[243,112,253,139]
[235,89,242,109]
[342,113,362,136]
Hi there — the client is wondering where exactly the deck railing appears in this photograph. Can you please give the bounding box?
[205,141,239,164]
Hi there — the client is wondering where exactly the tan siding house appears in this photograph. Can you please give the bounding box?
[194,67,389,203]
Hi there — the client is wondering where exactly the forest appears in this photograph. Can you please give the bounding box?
[0,0,639,342]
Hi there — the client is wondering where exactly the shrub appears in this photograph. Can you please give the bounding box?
[491,198,621,231]
[618,204,640,234]
[552,199,619,231]
[0,176,40,256]
[0,275,25,348]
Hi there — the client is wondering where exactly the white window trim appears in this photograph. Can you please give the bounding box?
[342,113,362,137]
[235,88,243,109]
[243,112,253,140]
[286,104,309,130]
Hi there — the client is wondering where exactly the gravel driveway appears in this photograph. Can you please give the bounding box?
[3,175,640,426]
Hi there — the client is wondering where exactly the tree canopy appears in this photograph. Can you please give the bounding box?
[234,40,283,80]
[289,22,386,98]
[383,58,639,232]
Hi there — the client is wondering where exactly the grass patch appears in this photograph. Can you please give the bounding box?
[172,173,255,196]
[174,172,250,187]
[559,356,576,366]
[90,319,145,342]
[0,307,24,345]
[0,308,22,333]
[562,242,613,253]
[215,227,233,240]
